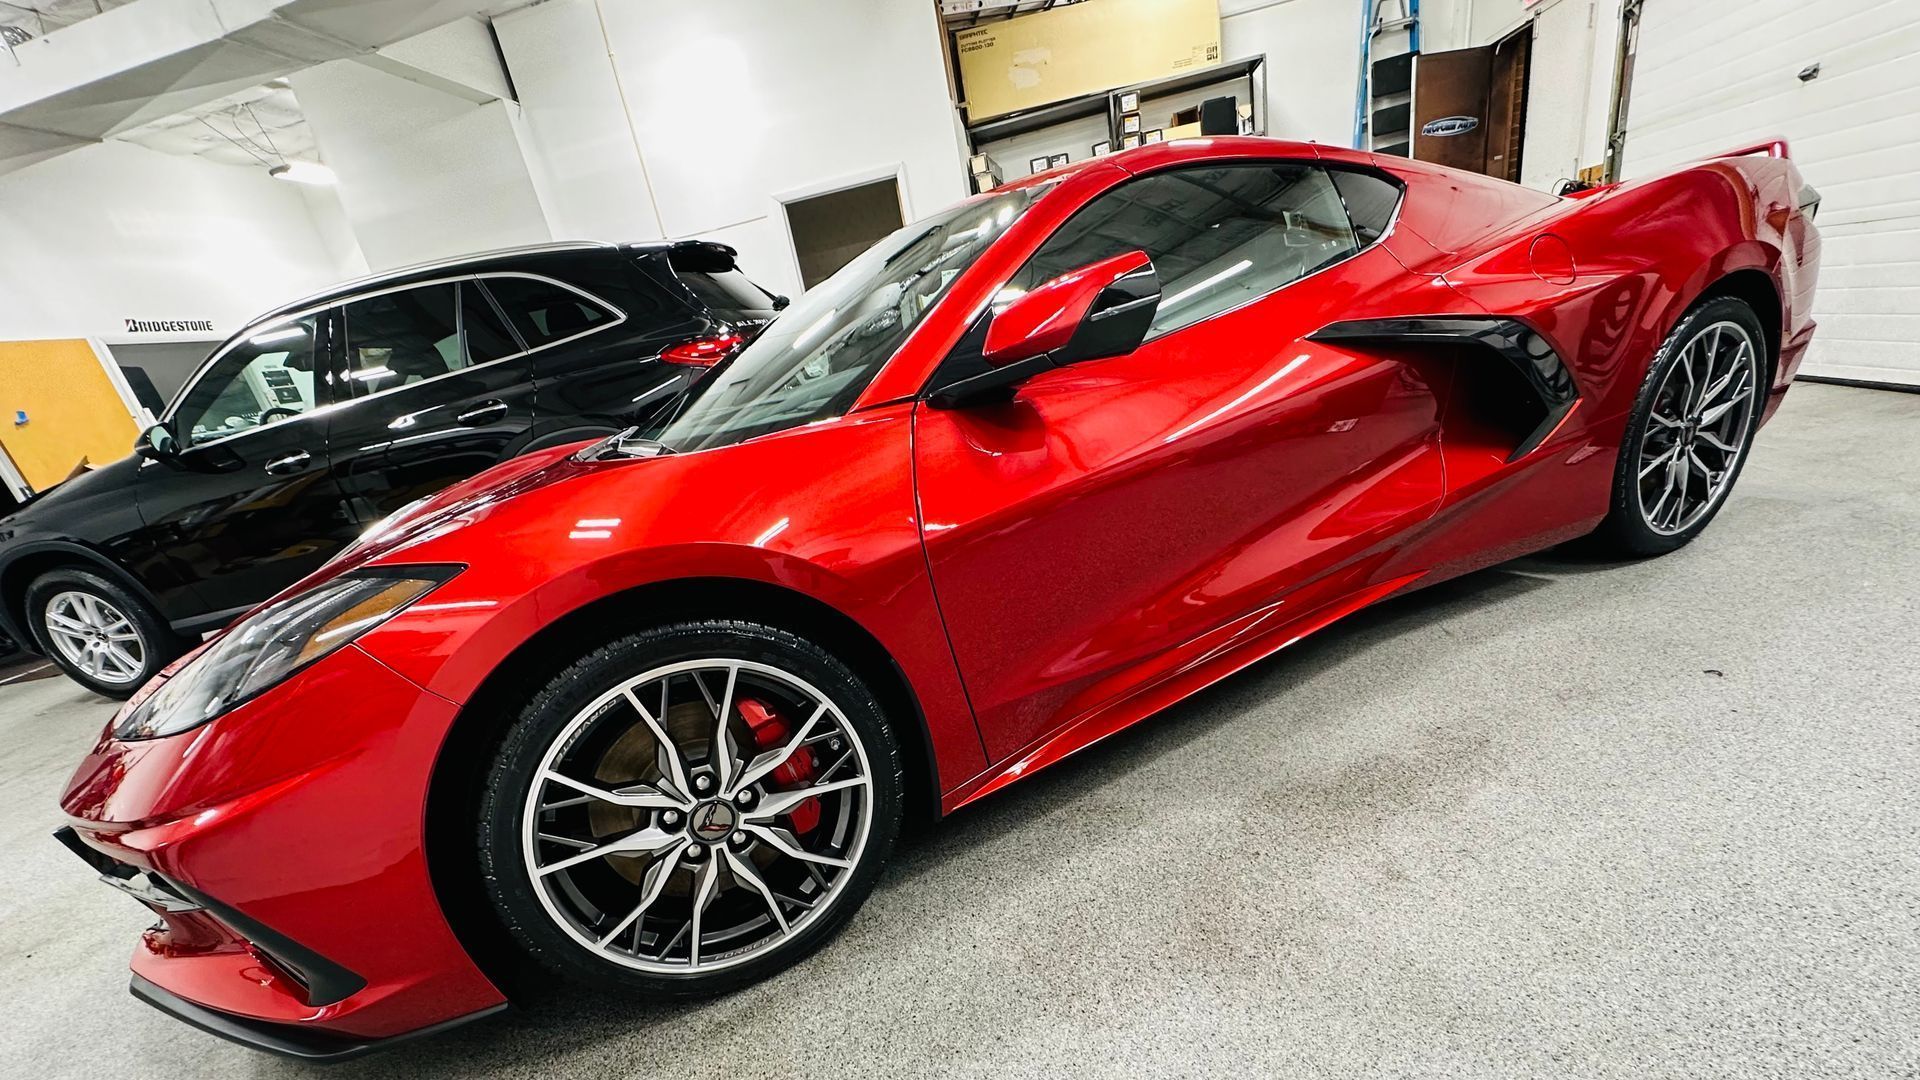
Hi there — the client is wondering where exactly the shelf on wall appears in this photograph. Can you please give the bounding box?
[965,55,1265,145]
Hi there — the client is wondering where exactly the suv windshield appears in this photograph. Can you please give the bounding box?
[653,186,1044,453]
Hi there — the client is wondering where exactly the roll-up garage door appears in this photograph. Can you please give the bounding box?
[1620,0,1920,386]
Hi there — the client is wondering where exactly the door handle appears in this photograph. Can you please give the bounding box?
[263,449,311,475]
[455,400,510,426]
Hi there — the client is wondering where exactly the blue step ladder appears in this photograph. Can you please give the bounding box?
[1355,0,1419,156]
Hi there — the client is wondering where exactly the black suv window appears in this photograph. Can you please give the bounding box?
[173,313,324,445]
[666,247,777,322]
[481,276,617,349]
[339,283,463,398]
[1013,163,1362,339]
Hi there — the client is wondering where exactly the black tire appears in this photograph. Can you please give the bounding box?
[477,619,905,998]
[23,567,184,698]
[1590,295,1769,557]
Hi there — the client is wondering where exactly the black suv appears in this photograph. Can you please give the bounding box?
[0,240,782,696]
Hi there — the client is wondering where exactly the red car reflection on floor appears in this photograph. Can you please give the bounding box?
[57,136,1819,1060]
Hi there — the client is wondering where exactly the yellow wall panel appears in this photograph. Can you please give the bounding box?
[0,339,141,492]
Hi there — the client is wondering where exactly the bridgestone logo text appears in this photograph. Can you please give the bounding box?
[125,319,215,333]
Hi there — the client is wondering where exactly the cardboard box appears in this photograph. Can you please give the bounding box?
[955,0,1222,121]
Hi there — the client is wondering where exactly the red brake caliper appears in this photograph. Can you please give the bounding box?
[737,697,820,834]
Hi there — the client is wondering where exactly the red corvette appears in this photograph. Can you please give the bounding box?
[57,137,1819,1059]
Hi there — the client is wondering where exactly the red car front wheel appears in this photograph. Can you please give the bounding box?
[477,620,905,996]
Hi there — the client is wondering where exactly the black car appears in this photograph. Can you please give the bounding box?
[0,240,782,696]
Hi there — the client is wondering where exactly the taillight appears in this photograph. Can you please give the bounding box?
[660,333,744,367]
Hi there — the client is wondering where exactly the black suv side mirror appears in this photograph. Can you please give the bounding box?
[136,421,180,461]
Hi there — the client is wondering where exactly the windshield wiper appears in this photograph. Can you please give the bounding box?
[575,427,676,461]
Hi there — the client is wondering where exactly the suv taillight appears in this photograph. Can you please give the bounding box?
[660,333,744,367]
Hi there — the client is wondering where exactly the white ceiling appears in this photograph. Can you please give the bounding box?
[0,0,137,42]
[115,83,320,168]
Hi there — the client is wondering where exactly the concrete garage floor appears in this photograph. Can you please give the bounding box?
[0,382,1914,1078]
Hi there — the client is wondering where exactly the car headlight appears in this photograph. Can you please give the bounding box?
[115,568,457,740]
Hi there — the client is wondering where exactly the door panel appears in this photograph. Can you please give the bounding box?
[328,281,536,524]
[133,310,353,616]
[1413,46,1496,173]
[915,245,1447,763]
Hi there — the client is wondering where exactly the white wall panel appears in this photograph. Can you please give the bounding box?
[493,0,665,243]
[592,0,969,298]
[1220,0,1363,145]
[1624,0,1920,385]
[0,140,360,342]
[292,59,552,269]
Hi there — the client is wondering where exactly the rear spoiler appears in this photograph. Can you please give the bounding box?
[1703,138,1791,160]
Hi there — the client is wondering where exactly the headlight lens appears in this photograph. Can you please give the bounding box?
[115,569,455,740]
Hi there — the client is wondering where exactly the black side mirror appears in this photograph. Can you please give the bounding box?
[136,421,179,461]
[930,250,1160,409]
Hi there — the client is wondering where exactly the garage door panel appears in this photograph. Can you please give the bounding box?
[1629,0,1919,383]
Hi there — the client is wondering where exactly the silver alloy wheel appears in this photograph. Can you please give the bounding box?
[521,658,873,975]
[1636,319,1761,536]
[43,590,146,686]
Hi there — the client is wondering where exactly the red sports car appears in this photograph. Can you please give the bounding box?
[57,137,1820,1059]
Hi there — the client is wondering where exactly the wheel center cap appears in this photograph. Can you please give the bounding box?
[688,800,737,842]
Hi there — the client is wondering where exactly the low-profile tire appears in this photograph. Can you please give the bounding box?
[477,619,904,998]
[1590,295,1769,557]
[24,567,183,698]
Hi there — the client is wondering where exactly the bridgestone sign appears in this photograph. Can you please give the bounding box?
[125,319,215,333]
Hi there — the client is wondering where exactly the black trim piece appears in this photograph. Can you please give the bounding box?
[1309,316,1580,461]
[131,974,507,1063]
[170,604,251,637]
[158,878,367,1007]
[1795,374,1918,395]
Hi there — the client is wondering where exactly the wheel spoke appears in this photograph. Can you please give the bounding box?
[1696,431,1737,454]
[746,775,868,821]
[622,685,692,800]
[711,664,740,792]
[540,771,687,811]
[597,840,688,946]
[44,611,89,634]
[722,845,790,935]
[742,822,853,869]
[729,703,827,796]
[535,825,679,878]
[1639,446,1676,479]
[687,854,721,967]
[1699,383,1752,426]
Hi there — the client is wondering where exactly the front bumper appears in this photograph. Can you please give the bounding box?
[58,643,508,1054]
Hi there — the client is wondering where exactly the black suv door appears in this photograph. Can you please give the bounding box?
[325,277,538,524]
[131,308,359,618]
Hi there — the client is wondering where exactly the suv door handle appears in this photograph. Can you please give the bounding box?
[455,400,510,426]
[263,449,311,475]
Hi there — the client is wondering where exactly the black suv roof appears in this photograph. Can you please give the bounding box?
[247,239,741,331]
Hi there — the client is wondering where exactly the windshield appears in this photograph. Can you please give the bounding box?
[653,187,1044,453]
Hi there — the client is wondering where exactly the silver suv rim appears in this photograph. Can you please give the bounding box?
[43,590,146,685]
[521,658,873,975]
[1637,319,1760,536]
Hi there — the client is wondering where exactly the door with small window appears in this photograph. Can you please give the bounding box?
[324,277,538,524]
[914,161,1449,763]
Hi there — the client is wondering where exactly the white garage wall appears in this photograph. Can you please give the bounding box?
[1220,0,1366,145]
[0,140,364,343]
[291,60,555,270]
[1623,0,1920,385]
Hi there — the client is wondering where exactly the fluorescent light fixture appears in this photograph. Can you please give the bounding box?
[269,161,336,186]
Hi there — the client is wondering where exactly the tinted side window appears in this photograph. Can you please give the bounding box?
[481,276,617,349]
[1329,170,1402,244]
[340,284,461,399]
[462,283,522,364]
[174,313,324,445]
[1014,164,1360,339]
